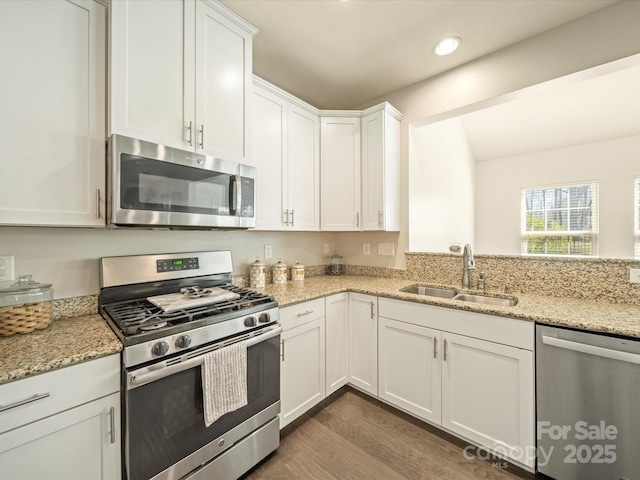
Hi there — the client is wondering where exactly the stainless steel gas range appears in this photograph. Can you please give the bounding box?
[99,251,281,480]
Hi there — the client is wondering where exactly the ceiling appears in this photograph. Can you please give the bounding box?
[459,62,640,161]
[222,0,618,109]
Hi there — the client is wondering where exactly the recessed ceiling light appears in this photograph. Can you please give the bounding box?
[434,37,461,56]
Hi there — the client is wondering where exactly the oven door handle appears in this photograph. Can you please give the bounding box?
[127,325,282,389]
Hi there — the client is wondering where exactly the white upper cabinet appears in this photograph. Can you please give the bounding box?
[0,0,106,227]
[110,0,256,162]
[320,115,361,231]
[252,78,320,230]
[361,103,402,231]
[320,103,402,232]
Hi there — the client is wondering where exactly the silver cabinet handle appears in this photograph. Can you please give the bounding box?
[199,124,204,148]
[378,211,383,228]
[356,212,360,228]
[290,209,294,227]
[186,121,193,146]
[433,337,438,359]
[109,406,116,444]
[370,301,375,319]
[0,392,50,413]
[280,339,285,361]
[96,189,101,219]
[283,209,289,226]
[443,339,448,361]
[297,310,313,317]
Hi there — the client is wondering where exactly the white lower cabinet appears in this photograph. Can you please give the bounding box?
[348,293,378,395]
[0,354,121,479]
[378,317,441,424]
[377,297,535,470]
[441,332,534,467]
[279,299,326,428]
[325,293,349,395]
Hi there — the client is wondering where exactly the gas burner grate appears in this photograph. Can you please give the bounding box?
[104,284,275,336]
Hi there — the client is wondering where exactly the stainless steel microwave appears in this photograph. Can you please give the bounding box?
[107,135,256,229]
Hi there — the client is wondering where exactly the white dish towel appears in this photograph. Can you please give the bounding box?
[201,341,248,427]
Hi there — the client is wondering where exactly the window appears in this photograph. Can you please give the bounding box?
[521,182,598,256]
[635,178,640,259]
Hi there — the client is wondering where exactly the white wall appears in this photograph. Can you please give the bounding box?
[354,0,640,262]
[0,227,335,298]
[476,134,640,259]
[409,118,475,252]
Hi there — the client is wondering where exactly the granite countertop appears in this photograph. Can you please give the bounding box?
[3,274,639,386]
[262,275,640,339]
[0,314,122,385]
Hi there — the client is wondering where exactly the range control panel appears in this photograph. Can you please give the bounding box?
[156,257,199,273]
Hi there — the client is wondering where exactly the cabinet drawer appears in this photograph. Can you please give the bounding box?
[280,298,325,331]
[0,354,119,434]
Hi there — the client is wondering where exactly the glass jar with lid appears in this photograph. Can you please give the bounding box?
[0,275,53,336]
[327,252,344,276]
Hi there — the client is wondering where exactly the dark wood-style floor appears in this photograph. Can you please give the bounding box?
[242,387,535,480]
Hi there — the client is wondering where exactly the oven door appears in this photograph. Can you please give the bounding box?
[124,326,280,480]
[108,134,256,229]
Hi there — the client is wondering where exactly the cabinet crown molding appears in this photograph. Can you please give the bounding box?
[253,75,320,116]
[202,0,259,36]
[362,102,404,121]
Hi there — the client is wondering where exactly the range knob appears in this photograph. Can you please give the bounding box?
[244,316,257,327]
[152,341,170,357]
[175,335,191,349]
[259,312,271,323]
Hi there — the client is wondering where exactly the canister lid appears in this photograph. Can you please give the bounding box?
[292,261,304,270]
[0,275,53,308]
[273,260,286,270]
[251,258,265,267]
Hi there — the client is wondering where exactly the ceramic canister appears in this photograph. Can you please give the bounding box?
[272,260,287,285]
[291,261,305,282]
[249,258,265,288]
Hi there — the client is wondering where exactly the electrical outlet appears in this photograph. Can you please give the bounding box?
[363,243,370,255]
[378,243,395,256]
[323,243,330,255]
[630,268,640,284]
[264,245,273,260]
[0,256,15,282]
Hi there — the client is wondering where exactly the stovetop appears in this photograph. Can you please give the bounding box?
[99,251,280,368]
[104,284,275,340]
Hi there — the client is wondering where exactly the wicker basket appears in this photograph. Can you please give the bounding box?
[0,275,53,336]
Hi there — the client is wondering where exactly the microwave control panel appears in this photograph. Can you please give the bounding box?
[241,178,255,217]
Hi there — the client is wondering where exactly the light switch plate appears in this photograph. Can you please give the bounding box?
[630,268,640,283]
[323,243,330,255]
[0,256,14,282]
[378,243,395,256]
[264,245,273,260]
[363,243,370,255]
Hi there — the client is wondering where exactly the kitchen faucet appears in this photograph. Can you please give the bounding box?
[462,244,475,289]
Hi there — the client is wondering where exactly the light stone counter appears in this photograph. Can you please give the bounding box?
[0,314,122,385]
[263,275,640,339]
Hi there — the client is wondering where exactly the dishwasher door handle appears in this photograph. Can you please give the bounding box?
[542,335,640,365]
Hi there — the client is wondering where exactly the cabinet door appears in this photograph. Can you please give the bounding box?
[280,318,326,428]
[110,0,193,151]
[441,332,535,468]
[378,317,441,424]
[0,0,105,226]
[325,293,349,395]
[0,393,121,480]
[252,86,287,230]
[361,109,400,231]
[348,293,377,395]
[287,105,320,231]
[195,0,253,162]
[320,117,361,231]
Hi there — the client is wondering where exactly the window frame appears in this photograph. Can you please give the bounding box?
[521,181,599,258]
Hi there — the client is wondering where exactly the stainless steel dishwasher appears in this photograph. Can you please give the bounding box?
[536,324,640,480]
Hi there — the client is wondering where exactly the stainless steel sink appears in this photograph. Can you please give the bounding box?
[400,285,458,299]
[452,293,518,307]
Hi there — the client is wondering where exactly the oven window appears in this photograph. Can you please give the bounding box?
[125,336,279,480]
[120,154,233,215]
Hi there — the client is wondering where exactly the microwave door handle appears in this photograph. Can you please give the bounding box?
[235,174,242,217]
[228,175,238,215]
